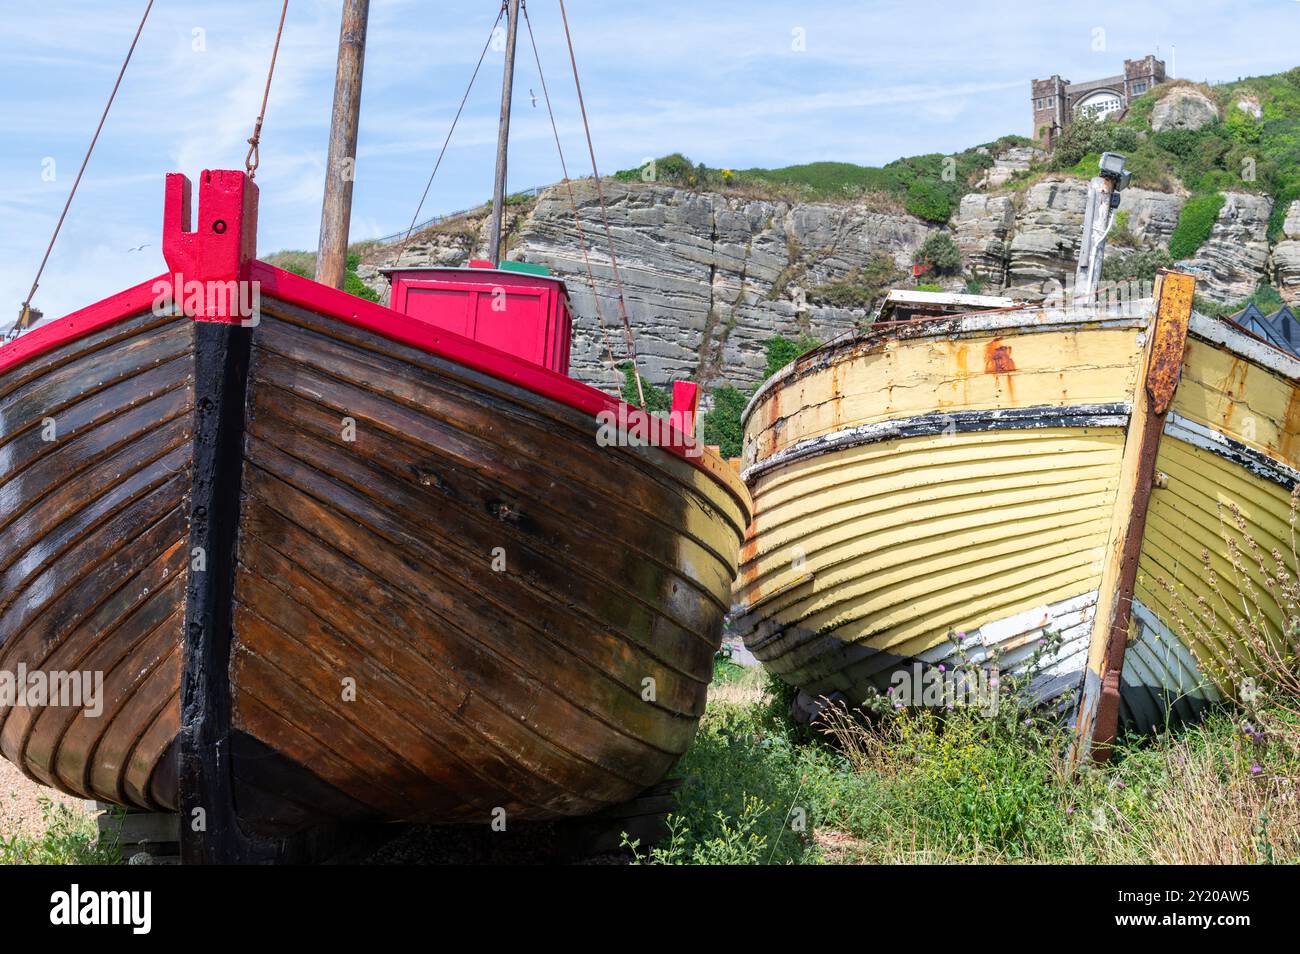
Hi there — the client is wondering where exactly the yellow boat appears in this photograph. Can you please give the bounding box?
[734,273,1300,756]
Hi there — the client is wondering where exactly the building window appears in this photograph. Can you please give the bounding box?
[1076,90,1124,119]
[1132,81,1147,95]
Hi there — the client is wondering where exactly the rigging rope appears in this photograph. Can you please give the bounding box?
[396,3,507,262]
[555,0,646,407]
[6,0,155,341]
[520,1,619,377]
[244,0,291,178]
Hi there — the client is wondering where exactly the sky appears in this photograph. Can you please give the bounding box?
[1,0,1297,321]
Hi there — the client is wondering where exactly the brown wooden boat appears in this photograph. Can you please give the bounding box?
[0,170,750,862]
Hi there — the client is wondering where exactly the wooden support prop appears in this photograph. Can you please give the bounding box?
[316,0,370,289]
[1070,270,1196,765]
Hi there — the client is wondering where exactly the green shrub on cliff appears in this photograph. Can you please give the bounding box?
[701,385,747,459]
[913,232,962,275]
[619,361,671,413]
[761,332,821,381]
[1169,192,1226,260]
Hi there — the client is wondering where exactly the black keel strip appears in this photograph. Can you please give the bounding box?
[180,321,262,864]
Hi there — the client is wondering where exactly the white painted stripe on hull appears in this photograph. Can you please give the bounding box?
[1163,412,1300,489]
[1125,599,1221,702]
[916,589,1096,686]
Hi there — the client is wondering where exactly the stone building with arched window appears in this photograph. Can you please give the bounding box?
[1031,55,1166,149]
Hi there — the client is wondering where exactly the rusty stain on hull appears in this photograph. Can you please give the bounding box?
[1145,274,1195,415]
[984,339,1016,374]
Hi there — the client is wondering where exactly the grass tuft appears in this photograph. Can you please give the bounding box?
[0,797,120,865]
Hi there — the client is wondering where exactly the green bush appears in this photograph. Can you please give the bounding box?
[810,282,878,308]
[625,687,866,864]
[904,179,952,223]
[809,252,902,310]
[886,711,1066,857]
[1197,281,1288,319]
[1225,105,1263,145]
[1108,209,1140,249]
[1049,115,1118,171]
[1268,184,1300,243]
[1251,282,1285,313]
[1169,192,1225,260]
[761,332,821,381]
[1101,247,1173,283]
[701,385,747,458]
[274,252,380,302]
[618,361,671,413]
[345,253,381,303]
[913,232,962,274]
[0,799,121,865]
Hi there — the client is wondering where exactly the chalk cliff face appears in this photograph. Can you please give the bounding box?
[515,181,940,391]
[1004,177,1088,293]
[359,165,1282,394]
[1150,86,1220,132]
[1188,192,1274,304]
[953,193,1014,285]
[1271,201,1300,304]
[361,181,935,392]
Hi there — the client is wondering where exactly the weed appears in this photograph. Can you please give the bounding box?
[0,797,120,865]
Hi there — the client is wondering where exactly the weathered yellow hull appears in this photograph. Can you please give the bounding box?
[736,290,1300,737]
[1126,326,1300,730]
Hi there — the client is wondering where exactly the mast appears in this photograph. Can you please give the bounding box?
[487,0,522,266]
[316,0,370,289]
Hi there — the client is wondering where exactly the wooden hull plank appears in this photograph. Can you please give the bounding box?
[0,312,192,810]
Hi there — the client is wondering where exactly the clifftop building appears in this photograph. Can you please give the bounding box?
[1032,55,1166,149]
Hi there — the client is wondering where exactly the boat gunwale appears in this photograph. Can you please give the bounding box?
[739,299,1153,430]
[742,300,1300,436]
[0,262,751,516]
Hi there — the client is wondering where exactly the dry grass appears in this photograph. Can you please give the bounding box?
[1110,744,1298,864]
[706,665,768,709]
[785,673,1300,864]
